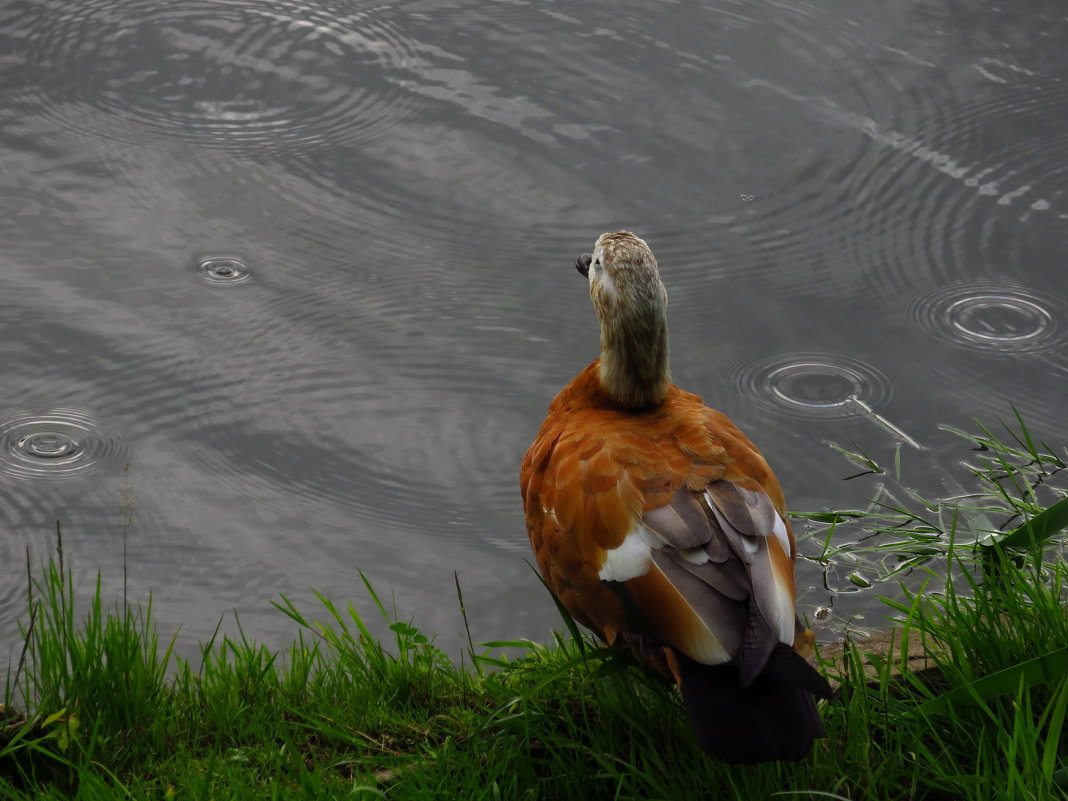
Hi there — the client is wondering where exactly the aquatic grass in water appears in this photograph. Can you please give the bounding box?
[798,409,1068,607]
[1,418,1066,799]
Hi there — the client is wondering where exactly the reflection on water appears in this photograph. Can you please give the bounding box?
[0,0,1065,657]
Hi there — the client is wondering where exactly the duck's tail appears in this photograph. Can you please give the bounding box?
[673,644,833,764]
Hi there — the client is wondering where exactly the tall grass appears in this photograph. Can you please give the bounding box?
[1,417,1065,800]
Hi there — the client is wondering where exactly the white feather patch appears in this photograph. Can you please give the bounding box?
[772,514,792,558]
[598,525,657,581]
[772,551,798,644]
[756,539,797,644]
[775,601,796,643]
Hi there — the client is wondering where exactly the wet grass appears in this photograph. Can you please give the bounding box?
[1,419,1066,800]
[798,406,1068,595]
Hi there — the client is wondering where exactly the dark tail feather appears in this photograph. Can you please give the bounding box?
[675,645,832,764]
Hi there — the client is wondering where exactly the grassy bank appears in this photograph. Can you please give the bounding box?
[2,420,1067,800]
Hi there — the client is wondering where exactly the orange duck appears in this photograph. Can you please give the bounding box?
[520,231,831,763]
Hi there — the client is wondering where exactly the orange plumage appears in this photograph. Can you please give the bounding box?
[520,231,831,763]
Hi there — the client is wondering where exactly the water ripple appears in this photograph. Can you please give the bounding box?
[705,36,1068,302]
[0,408,132,481]
[192,255,253,285]
[13,0,429,152]
[729,353,893,421]
[905,281,1068,355]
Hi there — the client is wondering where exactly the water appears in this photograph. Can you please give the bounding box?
[0,0,1065,658]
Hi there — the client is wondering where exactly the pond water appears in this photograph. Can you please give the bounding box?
[1,0,1066,660]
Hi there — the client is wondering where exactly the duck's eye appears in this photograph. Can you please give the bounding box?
[576,253,592,277]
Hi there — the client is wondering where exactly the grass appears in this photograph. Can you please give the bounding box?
[1,418,1066,800]
[797,406,1068,603]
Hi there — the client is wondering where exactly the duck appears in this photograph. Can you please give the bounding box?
[519,231,831,763]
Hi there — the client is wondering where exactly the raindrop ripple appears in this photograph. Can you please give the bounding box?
[15,0,428,152]
[729,352,893,420]
[905,281,1068,354]
[0,409,131,481]
[193,255,253,285]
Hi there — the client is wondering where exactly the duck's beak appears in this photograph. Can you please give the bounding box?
[576,253,592,277]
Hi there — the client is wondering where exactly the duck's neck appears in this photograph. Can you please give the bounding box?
[597,306,671,411]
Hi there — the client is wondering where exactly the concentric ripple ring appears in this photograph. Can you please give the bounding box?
[729,353,893,420]
[905,282,1068,354]
[0,409,131,481]
[193,255,253,285]
[15,0,428,152]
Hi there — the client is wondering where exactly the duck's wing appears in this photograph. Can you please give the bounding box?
[618,481,798,684]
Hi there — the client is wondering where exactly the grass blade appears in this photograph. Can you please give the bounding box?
[914,646,1068,716]
[986,496,1068,549]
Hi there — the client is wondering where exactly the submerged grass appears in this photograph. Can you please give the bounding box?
[2,419,1067,800]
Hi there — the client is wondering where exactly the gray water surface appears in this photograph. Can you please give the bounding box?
[1,0,1066,659]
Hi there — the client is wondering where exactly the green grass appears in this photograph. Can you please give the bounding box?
[798,407,1068,594]
[2,418,1066,800]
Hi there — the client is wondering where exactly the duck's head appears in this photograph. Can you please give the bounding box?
[576,231,670,410]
